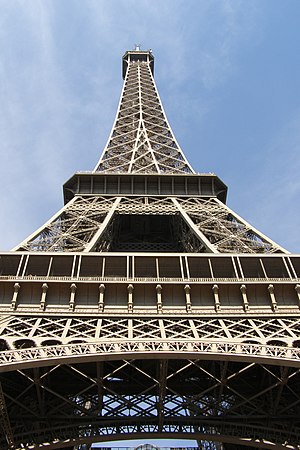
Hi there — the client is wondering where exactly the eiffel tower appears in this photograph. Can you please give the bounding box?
[0,47,300,450]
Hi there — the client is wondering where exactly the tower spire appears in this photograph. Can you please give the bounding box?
[94,48,194,174]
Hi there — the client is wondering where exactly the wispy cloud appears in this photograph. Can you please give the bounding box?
[0,1,116,248]
[241,109,300,251]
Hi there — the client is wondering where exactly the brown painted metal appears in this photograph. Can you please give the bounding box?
[0,48,299,450]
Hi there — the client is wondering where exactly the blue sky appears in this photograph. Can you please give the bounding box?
[0,0,300,254]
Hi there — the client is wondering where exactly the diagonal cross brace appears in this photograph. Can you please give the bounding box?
[0,381,15,449]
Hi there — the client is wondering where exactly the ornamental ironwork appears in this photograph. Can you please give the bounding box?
[0,48,299,450]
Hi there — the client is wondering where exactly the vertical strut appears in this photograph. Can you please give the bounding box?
[0,382,15,449]
[157,359,168,432]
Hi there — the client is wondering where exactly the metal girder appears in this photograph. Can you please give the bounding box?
[94,59,194,174]
[2,316,300,350]
[158,360,168,432]
[1,358,300,449]
[12,195,288,253]
[0,381,15,449]
[175,197,288,254]
[172,197,217,253]
[2,311,300,447]
[1,48,298,450]
[13,196,118,252]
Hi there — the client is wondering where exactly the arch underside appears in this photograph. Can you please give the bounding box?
[1,345,300,450]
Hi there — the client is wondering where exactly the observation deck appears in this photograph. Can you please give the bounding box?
[122,47,154,78]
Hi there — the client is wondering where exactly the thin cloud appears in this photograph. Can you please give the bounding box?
[232,109,300,252]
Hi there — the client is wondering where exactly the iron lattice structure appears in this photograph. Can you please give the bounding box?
[0,48,300,450]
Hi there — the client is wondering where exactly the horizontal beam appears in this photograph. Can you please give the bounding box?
[1,252,299,281]
[63,173,227,203]
[6,426,299,450]
[0,339,300,373]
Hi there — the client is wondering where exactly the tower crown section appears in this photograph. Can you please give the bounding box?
[94,47,194,174]
[122,47,154,79]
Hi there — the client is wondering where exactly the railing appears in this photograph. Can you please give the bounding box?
[0,275,298,283]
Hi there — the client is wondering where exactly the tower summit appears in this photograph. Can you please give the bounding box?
[122,46,154,78]
[0,48,300,450]
[95,47,192,174]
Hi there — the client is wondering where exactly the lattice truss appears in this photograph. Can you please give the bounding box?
[15,196,119,252]
[3,49,293,449]
[0,357,300,449]
[175,197,284,254]
[1,315,300,345]
[15,196,285,253]
[94,61,193,174]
